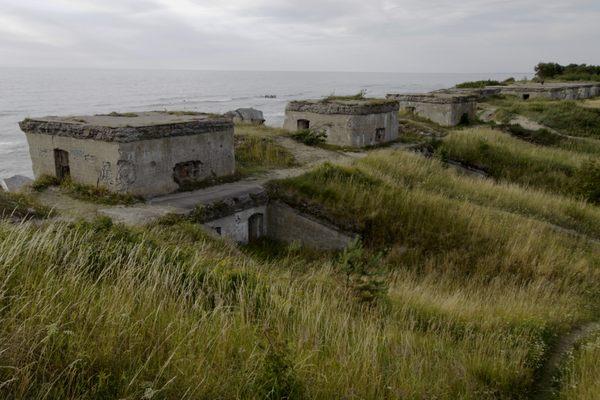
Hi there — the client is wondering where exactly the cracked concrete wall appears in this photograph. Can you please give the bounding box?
[25,128,235,197]
[283,111,398,147]
[398,101,476,126]
[500,84,600,100]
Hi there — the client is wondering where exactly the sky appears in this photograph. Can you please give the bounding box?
[1,0,599,73]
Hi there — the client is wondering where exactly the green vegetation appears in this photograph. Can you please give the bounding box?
[323,90,367,101]
[497,124,600,156]
[490,97,600,139]
[455,77,515,89]
[290,128,327,146]
[558,331,600,400]
[32,175,141,205]
[434,128,598,202]
[535,62,600,82]
[235,135,297,174]
[0,191,51,219]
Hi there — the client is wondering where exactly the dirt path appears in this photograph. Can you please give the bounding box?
[532,322,600,400]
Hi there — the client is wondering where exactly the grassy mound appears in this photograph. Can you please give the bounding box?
[435,128,596,201]
[0,191,51,219]
[490,97,600,139]
[558,331,600,400]
[235,135,297,174]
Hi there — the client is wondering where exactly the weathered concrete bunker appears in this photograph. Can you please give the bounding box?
[283,98,399,147]
[492,82,600,101]
[181,185,356,249]
[19,111,235,198]
[387,93,477,127]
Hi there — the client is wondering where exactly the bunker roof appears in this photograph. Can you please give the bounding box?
[286,98,399,115]
[19,111,232,143]
[387,93,477,104]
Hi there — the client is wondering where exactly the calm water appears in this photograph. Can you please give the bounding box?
[0,68,523,177]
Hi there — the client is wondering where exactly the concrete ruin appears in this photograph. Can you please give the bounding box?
[179,185,356,248]
[283,98,399,147]
[387,93,477,126]
[19,111,235,198]
[225,108,265,125]
[491,82,600,101]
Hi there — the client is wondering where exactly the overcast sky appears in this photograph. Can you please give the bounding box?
[1,0,599,73]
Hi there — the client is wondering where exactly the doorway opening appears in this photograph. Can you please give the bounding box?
[54,149,70,180]
[248,213,264,242]
[522,94,530,100]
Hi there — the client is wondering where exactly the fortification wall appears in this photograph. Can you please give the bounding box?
[283,111,398,147]
[267,202,356,250]
[396,100,476,126]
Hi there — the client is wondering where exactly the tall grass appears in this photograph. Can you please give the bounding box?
[436,128,594,199]
[0,216,596,399]
[235,135,297,174]
[0,191,50,219]
[490,97,600,139]
[558,331,600,400]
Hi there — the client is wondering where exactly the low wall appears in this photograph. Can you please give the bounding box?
[397,100,476,126]
[266,202,356,250]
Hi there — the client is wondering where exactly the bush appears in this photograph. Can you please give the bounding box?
[291,129,327,146]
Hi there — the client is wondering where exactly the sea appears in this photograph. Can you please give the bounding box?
[0,68,525,178]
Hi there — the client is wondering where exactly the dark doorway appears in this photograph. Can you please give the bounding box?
[297,119,310,130]
[522,94,530,100]
[459,113,470,125]
[406,106,416,114]
[375,128,385,142]
[248,213,264,242]
[54,149,70,180]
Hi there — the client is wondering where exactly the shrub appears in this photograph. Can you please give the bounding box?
[291,129,327,146]
[337,239,388,304]
[455,80,503,89]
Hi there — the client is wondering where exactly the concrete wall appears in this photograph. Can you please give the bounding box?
[118,129,235,197]
[203,206,267,244]
[25,128,235,198]
[267,202,355,250]
[25,133,122,188]
[398,101,476,126]
[283,111,398,147]
[500,84,600,101]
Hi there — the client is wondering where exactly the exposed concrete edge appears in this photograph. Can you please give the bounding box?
[19,118,233,143]
[286,99,399,115]
[193,190,269,223]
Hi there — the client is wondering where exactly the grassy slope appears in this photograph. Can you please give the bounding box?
[268,150,600,397]
[2,148,599,398]
[489,97,600,139]
[435,128,592,199]
[558,331,600,400]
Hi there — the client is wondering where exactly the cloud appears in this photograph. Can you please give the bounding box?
[0,0,599,72]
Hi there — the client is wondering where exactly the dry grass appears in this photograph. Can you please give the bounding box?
[558,331,600,400]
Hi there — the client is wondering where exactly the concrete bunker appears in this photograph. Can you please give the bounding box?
[387,93,477,127]
[283,98,399,147]
[492,82,600,100]
[195,188,355,249]
[19,111,235,198]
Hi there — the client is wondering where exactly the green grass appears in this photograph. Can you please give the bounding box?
[497,124,600,156]
[32,175,142,205]
[235,129,297,175]
[435,128,596,201]
[558,331,600,400]
[489,97,600,139]
[0,191,51,219]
